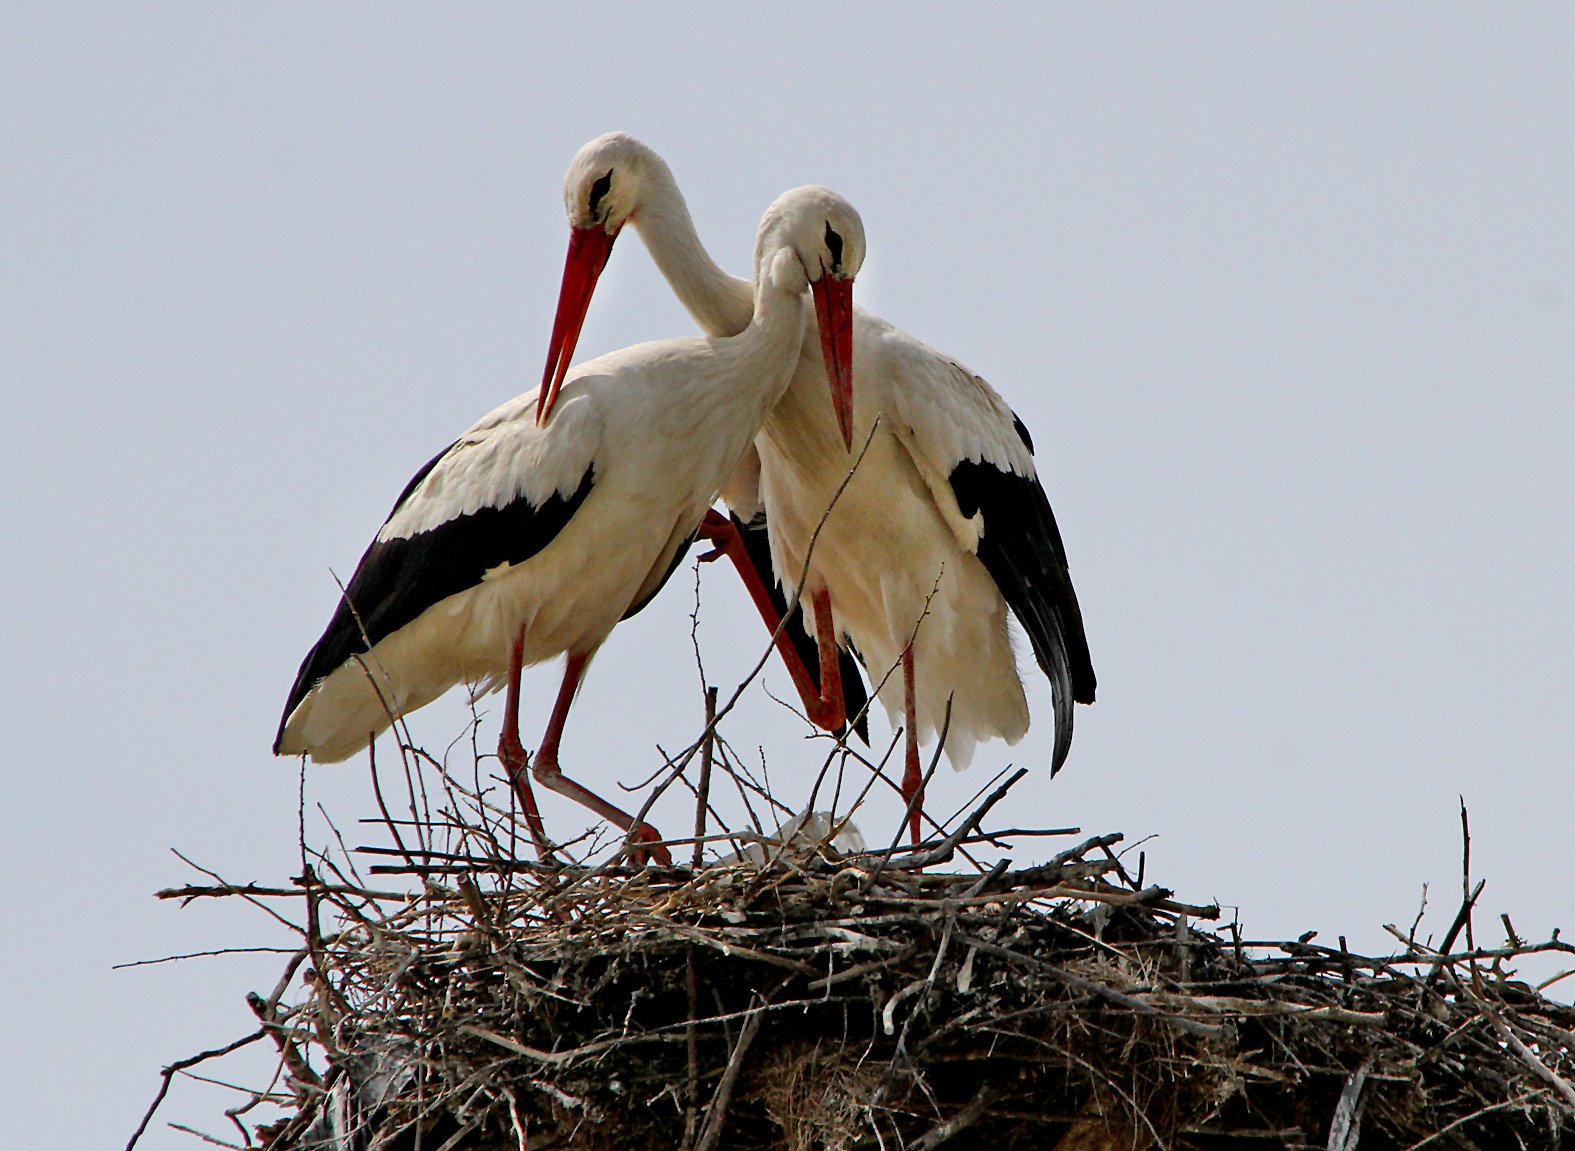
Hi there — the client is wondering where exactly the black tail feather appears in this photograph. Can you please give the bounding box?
[950,454,1095,775]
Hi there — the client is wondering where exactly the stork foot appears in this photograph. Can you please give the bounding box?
[531,751,673,867]
[626,823,673,867]
[695,509,736,563]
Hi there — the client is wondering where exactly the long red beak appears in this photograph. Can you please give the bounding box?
[811,273,855,450]
[537,223,619,427]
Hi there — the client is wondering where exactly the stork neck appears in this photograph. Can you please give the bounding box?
[633,175,755,339]
[722,250,809,406]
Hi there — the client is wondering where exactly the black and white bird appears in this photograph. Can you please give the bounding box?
[545,133,1096,842]
[275,184,864,861]
[538,152,870,746]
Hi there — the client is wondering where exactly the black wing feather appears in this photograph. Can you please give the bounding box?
[950,426,1094,775]
[732,511,871,745]
[275,454,596,750]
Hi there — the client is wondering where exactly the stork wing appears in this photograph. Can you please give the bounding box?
[950,454,1095,774]
[870,320,1095,773]
[275,392,602,748]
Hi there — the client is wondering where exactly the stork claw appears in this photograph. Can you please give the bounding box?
[627,824,673,867]
[695,508,737,563]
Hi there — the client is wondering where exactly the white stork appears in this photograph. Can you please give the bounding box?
[543,133,1096,843]
[275,184,865,862]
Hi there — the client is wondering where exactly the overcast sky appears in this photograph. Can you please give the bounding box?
[4,6,1574,1148]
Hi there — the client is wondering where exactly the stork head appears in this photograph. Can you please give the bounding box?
[537,133,667,426]
[562,131,665,235]
[758,186,866,451]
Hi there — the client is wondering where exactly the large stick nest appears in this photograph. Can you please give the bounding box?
[136,620,1575,1151]
[155,774,1575,1151]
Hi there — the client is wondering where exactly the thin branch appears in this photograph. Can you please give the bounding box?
[124,1031,268,1151]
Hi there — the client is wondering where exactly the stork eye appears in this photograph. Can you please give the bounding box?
[824,223,844,272]
[588,170,614,218]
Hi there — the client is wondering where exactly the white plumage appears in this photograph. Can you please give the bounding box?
[753,313,1042,767]
[549,134,1095,840]
[277,184,865,858]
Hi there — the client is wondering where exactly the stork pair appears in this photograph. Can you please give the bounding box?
[275,134,1096,862]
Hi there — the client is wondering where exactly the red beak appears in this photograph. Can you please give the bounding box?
[537,223,619,427]
[811,273,855,450]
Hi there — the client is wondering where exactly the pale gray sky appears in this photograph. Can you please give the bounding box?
[4,6,1573,1148]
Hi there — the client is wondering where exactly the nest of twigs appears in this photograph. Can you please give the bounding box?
[147,756,1575,1151]
[131,616,1575,1151]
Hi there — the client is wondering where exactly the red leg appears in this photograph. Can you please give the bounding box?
[531,650,673,865]
[901,644,923,845]
[811,587,844,721]
[498,629,552,860]
[697,510,847,731]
